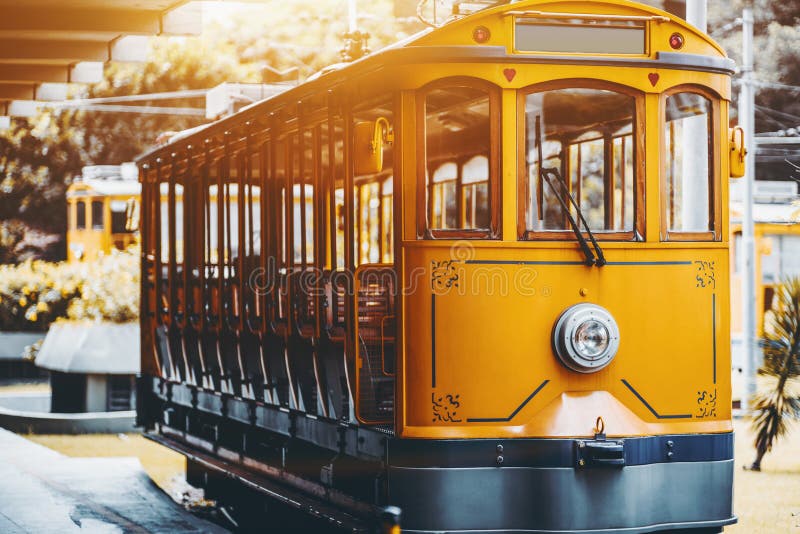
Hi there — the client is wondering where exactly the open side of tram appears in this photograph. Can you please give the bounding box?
[136,1,744,532]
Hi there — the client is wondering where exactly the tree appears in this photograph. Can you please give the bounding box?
[0,0,418,264]
[66,36,258,164]
[709,1,800,132]
[0,111,83,261]
[748,277,800,471]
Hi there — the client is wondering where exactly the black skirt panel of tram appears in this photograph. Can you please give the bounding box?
[140,376,734,533]
[386,434,733,469]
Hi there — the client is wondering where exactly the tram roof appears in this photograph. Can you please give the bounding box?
[137,0,732,166]
[67,179,141,198]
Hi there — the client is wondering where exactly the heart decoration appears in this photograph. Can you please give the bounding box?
[648,72,660,87]
[503,68,517,82]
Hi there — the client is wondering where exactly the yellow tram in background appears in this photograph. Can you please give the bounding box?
[66,164,140,262]
[137,1,745,531]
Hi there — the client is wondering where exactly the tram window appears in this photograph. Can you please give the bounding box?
[295,129,314,265]
[110,201,132,234]
[780,236,800,277]
[354,102,394,264]
[294,183,315,263]
[357,182,381,264]
[332,122,345,270]
[160,183,169,263]
[381,177,393,263]
[334,188,345,269]
[423,84,495,235]
[175,184,184,263]
[247,151,262,257]
[76,201,86,230]
[664,92,713,236]
[225,183,239,264]
[762,234,800,283]
[91,200,104,230]
[462,156,489,229]
[274,139,287,266]
[431,162,457,229]
[522,87,637,237]
[206,184,219,265]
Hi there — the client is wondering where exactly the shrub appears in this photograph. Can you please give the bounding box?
[0,246,139,331]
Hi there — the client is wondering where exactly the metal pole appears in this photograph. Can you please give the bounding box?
[685,0,707,31]
[681,0,708,230]
[348,0,357,32]
[739,6,757,413]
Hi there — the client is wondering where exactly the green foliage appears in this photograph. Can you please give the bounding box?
[0,112,83,260]
[0,246,139,331]
[0,259,79,332]
[68,37,258,164]
[749,277,800,470]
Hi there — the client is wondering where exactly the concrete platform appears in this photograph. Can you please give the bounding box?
[0,428,230,533]
[0,392,137,434]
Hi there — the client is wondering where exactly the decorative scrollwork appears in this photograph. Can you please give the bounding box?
[432,392,462,423]
[431,260,460,293]
[695,260,716,289]
[696,389,717,418]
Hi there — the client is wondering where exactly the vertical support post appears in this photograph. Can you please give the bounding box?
[739,6,757,413]
[681,0,708,231]
[348,0,358,32]
[685,0,707,30]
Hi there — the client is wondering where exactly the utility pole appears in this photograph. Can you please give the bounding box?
[739,6,757,413]
[682,0,708,230]
[348,0,358,32]
[685,0,707,30]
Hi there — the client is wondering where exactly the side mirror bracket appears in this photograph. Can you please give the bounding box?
[729,126,746,178]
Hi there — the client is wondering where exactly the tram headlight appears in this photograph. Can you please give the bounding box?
[552,304,620,373]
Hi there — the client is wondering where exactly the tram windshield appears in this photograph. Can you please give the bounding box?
[522,87,637,238]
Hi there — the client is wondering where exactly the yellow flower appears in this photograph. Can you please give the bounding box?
[18,297,27,307]
[28,311,38,322]
[22,286,31,295]
[36,302,48,313]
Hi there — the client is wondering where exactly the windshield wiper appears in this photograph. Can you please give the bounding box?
[535,116,606,267]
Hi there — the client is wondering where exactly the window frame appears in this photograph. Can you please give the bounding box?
[660,84,721,242]
[416,76,502,240]
[516,78,646,242]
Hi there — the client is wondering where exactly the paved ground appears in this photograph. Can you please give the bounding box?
[0,428,229,534]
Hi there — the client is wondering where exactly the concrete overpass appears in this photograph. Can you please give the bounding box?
[0,0,205,119]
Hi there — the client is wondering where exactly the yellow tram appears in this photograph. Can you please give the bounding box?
[137,1,745,531]
[66,165,140,262]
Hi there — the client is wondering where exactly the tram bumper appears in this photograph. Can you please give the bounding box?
[387,433,736,533]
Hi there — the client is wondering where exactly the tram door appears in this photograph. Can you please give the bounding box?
[352,101,396,426]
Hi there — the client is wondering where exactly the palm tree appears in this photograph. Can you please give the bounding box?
[748,277,800,471]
